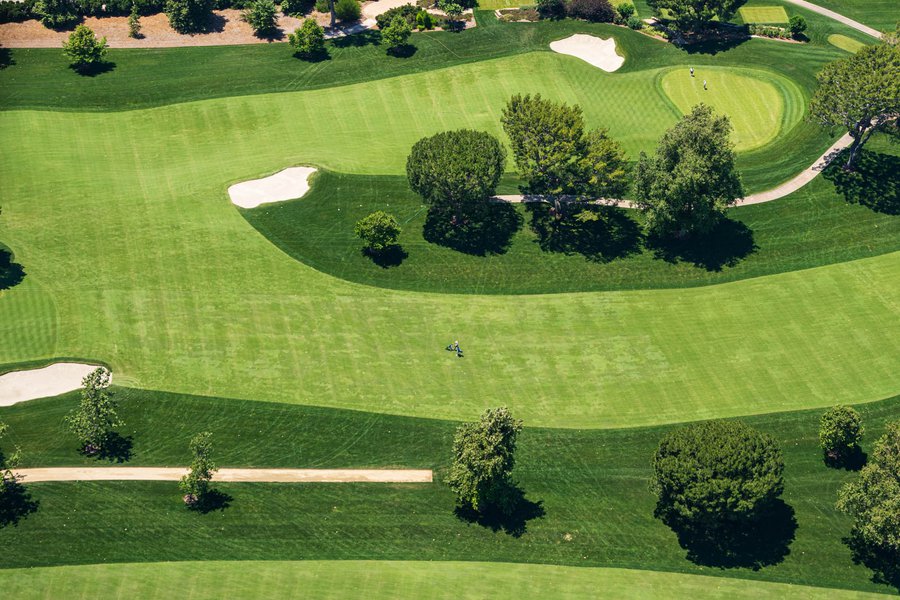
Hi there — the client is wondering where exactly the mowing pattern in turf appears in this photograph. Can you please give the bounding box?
[827,33,868,53]
[739,6,790,24]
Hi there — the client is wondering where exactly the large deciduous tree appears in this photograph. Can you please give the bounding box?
[64,367,122,455]
[808,42,900,169]
[501,94,627,202]
[633,104,743,238]
[447,407,523,515]
[819,405,864,467]
[647,0,747,32]
[837,421,900,586]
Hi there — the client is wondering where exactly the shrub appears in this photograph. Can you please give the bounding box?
[627,13,641,28]
[381,13,411,51]
[374,2,417,28]
[748,24,790,39]
[567,0,615,22]
[333,0,358,21]
[415,8,432,29]
[819,405,864,465]
[33,0,79,28]
[536,0,565,19]
[438,0,461,19]
[355,211,402,253]
[313,0,328,12]
[615,1,633,20]
[788,14,806,37]
[289,18,325,56]
[243,0,277,35]
[62,24,109,69]
[127,3,141,37]
[165,0,216,32]
[280,0,305,15]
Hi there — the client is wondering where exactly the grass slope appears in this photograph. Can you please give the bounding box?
[0,561,889,599]
[803,0,898,32]
[0,388,898,594]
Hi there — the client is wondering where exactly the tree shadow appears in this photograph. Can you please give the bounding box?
[254,26,287,42]
[0,47,14,70]
[646,217,757,271]
[293,48,331,62]
[844,533,900,592]
[0,478,39,528]
[423,202,522,256]
[679,25,751,55]
[331,29,380,48]
[96,432,133,463]
[363,245,408,268]
[823,446,867,471]
[823,149,900,215]
[527,203,642,263]
[69,61,117,77]
[187,489,232,514]
[454,483,545,538]
[387,43,417,58]
[658,498,797,569]
[0,249,25,290]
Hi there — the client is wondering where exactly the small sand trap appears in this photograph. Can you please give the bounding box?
[228,167,318,209]
[0,363,107,406]
[550,34,624,72]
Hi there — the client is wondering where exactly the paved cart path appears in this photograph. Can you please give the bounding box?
[15,468,433,483]
[494,133,854,208]
[782,0,884,39]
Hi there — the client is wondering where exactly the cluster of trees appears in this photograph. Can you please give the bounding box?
[536,0,633,25]
[647,0,746,33]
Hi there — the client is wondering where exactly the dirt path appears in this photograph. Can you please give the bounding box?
[494,133,854,208]
[781,0,883,39]
[15,467,433,483]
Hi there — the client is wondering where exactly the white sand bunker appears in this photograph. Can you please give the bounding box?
[0,363,107,406]
[550,34,624,72]
[228,167,317,209]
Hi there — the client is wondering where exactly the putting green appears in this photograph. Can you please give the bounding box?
[0,561,886,599]
[738,6,789,24]
[827,34,868,53]
[660,67,796,151]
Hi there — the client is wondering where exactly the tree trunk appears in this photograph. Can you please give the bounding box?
[844,134,862,170]
[330,0,336,28]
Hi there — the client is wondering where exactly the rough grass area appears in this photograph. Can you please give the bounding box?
[0,388,898,595]
[827,33,868,53]
[0,561,889,599]
[739,6,789,24]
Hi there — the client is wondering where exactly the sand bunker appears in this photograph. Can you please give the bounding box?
[549,34,624,72]
[0,363,107,406]
[228,167,317,209]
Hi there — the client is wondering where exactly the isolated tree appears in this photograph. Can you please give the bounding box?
[64,367,121,454]
[819,405,864,465]
[652,420,784,533]
[633,104,743,237]
[501,94,627,202]
[165,0,216,33]
[62,25,108,70]
[381,14,412,52]
[837,421,900,583]
[128,4,141,38]
[355,211,401,253]
[447,407,523,514]
[788,14,806,38]
[243,0,277,36]
[289,19,326,57]
[808,43,900,169]
[406,129,506,221]
[647,0,747,32]
[180,431,218,507]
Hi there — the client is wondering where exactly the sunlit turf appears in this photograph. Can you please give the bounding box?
[739,6,790,23]
[803,0,898,32]
[827,33,868,53]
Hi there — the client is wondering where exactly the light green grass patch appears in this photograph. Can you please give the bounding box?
[478,0,534,9]
[0,561,889,599]
[739,6,789,24]
[660,67,790,151]
[827,34,868,53]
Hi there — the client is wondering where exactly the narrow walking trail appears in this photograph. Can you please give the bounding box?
[782,0,884,39]
[15,468,433,483]
[494,133,854,208]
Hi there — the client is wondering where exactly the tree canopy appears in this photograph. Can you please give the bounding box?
[647,0,747,32]
[447,407,523,514]
[64,367,122,454]
[633,104,743,237]
[819,405,864,465]
[243,0,278,36]
[381,14,412,52]
[180,431,218,507]
[165,0,216,33]
[652,419,784,530]
[501,94,627,200]
[354,211,401,253]
[808,42,900,169]
[62,25,109,70]
[289,19,326,57]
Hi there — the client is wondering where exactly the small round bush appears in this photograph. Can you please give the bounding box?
[819,405,863,464]
[536,0,564,20]
[355,211,402,253]
[280,0,305,16]
[289,18,325,56]
[567,0,615,23]
[243,0,277,35]
[333,0,359,21]
[615,2,633,20]
[626,14,641,28]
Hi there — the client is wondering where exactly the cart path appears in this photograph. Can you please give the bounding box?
[493,133,853,208]
[15,467,433,483]
[782,0,884,39]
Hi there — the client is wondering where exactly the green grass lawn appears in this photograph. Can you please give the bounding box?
[827,33,869,53]
[0,388,898,594]
[0,561,889,599]
[803,0,898,32]
[739,6,790,24]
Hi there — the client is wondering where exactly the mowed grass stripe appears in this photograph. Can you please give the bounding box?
[0,561,887,599]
